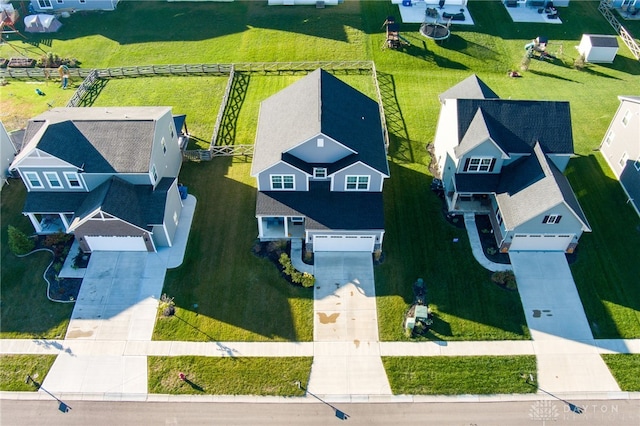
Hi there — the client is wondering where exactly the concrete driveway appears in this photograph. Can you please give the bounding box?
[510,251,620,393]
[307,252,391,396]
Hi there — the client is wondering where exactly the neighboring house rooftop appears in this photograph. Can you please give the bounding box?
[256,181,384,230]
[618,95,640,104]
[251,68,388,176]
[456,98,574,155]
[496,143,590,231]
[16,107,171,173]
[438,74,499,103]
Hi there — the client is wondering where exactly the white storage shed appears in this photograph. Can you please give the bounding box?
[577,34,619,63]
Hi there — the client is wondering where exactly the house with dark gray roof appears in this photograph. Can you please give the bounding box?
[10,107,184,253]
[599,95,640,217]
[250,69,389,253]
[433,75,590,253]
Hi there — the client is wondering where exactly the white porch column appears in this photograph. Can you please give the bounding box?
[257,216,264,238]
[59,213,70,232]
[26,213,42,233]
[283,217,289,237]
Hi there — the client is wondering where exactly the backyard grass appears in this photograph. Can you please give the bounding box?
[601,354,640,392]
[0,355,57,391]
[1,1,638,345]
[382,356,537,395]
[148,356,312,395]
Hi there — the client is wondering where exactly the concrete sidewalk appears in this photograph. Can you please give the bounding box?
[463,213,512,272]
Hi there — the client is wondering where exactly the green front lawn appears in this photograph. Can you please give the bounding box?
[601,354,640,391]
[148,356,312,395]
[0,355,57,391]
[383,356,537,395]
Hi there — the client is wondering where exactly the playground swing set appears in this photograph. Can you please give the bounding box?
[382,16,411,50]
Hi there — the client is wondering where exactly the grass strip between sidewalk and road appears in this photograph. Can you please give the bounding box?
[0,355,57,391]
[148,356,312,396]
[382,356,537,395]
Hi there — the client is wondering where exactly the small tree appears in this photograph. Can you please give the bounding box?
[159,293,175,317]
[7,225,34,255]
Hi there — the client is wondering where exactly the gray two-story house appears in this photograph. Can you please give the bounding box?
[10,107,184,252]
[433,75,590,253]
[251,69,389,253]
[599,95,640,217]
[30,0,119,13]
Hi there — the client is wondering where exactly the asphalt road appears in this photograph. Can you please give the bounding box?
[1,399,639,426]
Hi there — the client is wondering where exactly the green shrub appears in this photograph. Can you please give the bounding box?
[7,226,35,255]
[491,270,517,290]
[279,253,315,288]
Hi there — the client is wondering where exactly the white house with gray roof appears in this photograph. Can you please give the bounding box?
[10,107,184,253]
[433,75,590,253]
[599,95,640,217]
[250,69,389,253]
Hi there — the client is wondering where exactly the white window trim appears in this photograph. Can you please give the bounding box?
[544,214,561,224]
[345,175,370,191]
[44,171,62,188]
[317,138,324,148]
[313,167,327,179]
[38,0,53,9]
[63,171,82,188]
[24,171,43,189]
[634,156,640,172]
[161,137,167,155]
[151,164,158,183]
[620,152,629,168]
[604,130,614,146]
[270,174,295,190]
[621,109,631,127]
[467,157,493,173]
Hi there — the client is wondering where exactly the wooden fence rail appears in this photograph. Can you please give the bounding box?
[598,0,640,60]
[210,65,236,147]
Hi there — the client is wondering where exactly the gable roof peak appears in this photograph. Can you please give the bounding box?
[439,74,500,103]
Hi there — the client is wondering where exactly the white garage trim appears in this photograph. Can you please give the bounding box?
[509,234,574,251]
[85,235,147,252]
[313,234,375,252]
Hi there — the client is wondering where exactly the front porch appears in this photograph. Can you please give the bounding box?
[445,192,492,214]
[258,216,306,240]
[26,213,72,234]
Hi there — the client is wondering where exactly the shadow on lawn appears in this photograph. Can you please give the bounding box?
[566,154,640,338]
[160,158,312,342]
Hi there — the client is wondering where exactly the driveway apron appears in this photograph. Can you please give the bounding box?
[308,252,392,396]
[510,252,620,393]
[41,251,166,395]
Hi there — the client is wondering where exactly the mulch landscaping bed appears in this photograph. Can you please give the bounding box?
[474,215,510,265]
[33,235,85,302]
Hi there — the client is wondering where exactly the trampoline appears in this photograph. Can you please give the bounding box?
[419,23,450,41]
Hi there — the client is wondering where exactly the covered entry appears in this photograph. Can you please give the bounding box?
[84,236,148,252]
[312,234,376,252]
[509,234,573,251]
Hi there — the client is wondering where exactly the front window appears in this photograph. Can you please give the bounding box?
[161,137,167,155]
[63,171,82,188]
[604,131,614,146]
[271,175,295,190]
[622,109,631,127]
[496,208,503,226]
[619,152,629,168]
[151,164,158,182]
[44,172,62,188]
[543,215,562,224]
[346,175,369,190]
[38,0,52,8]
[24,171,43,189]
[465,157,494,172]
[313,167,327,179]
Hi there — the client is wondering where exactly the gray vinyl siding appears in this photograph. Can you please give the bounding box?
[332,163,384,192]
[600,100,640,180]
[257,163,307,191]
[286,134,353,164]
[510,203,583,235]
[31,0,119,12]
[149,112,182,185]
[157,180,182,247]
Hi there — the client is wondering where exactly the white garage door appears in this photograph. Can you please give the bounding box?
[85,236,147,252]
[313,235,375,252]
[509,234,573,251]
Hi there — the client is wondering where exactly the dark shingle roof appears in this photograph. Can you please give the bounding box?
[66,176,174,231]
[585,35,618,48]
[20,107,169,173]
[438,74,499,103]
[23,191,88,214]
[256,182,384,230]
[456,99,574,154]
[252,69,388,176]
[495,143,590,230]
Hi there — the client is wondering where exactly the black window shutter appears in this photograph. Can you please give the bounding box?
[463,158,470,172]
[543,215,549,224]
[489,158,496,172]
[555,215,562,224]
